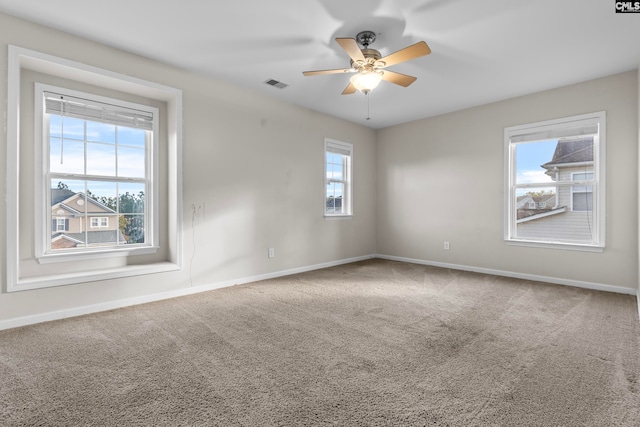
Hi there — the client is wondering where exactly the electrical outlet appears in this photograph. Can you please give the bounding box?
[268,248,275,258]
[444,241,450,251]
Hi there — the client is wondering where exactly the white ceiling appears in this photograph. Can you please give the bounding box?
[1,0,639,129]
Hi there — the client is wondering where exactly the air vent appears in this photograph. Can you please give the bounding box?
[264,79,289,89]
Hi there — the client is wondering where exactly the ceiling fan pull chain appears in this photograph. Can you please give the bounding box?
[366,92,371,121]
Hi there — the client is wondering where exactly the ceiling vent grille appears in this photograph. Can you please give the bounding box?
[264,79,289,89]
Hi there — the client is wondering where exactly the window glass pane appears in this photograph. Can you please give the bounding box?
[118,183,145,214]
[86,181,117,209]
[86,122,116,143]
[117,146,145,178]
[49,115,62,138]
[330,164,343,180]
[118,127,146,148]
[121,214,145,244]
[50,138,84,174]
[87,142,116,176]
[50,179,86,251]
[515,139,556,185]
[85,181,124,245]
[326,182,344,214]
[119,183,145,244]
[62,116,84,140]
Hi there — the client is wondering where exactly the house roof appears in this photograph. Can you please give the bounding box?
[51,189,116,214]
[51,188,77,205]
[54,230,127,245]
[517,206,567,223]
[542,137,593,168]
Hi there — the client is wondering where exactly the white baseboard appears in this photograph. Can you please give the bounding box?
[376,254,637,296]
[0,254,376,331]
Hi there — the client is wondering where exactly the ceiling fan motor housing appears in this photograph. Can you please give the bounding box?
[356,30,377,48]
[350,48,384,71]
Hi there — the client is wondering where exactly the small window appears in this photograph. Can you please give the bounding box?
[571,172,593,212]
[504,112,605,251]
[90,217,109,228]
[36,83,157,259]
[55,218,67,232]
[324,139,353,217]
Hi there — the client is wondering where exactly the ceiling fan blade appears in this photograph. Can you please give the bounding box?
[381,70,418,87]
[336,38,365,63]
[379,41,431,67]
[303,68,353,76]
[342,83,357,95]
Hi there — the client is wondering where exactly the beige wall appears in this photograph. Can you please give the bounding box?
[0,13,377,322]
[377,71,639,290]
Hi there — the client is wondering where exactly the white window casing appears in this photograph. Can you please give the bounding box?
[504,111,605,252]
[35,83,159,261]
[324,138,353,218]
[6,46,183,292]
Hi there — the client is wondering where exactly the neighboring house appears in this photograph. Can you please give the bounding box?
[50,188,126,249]
[516,193,558,220]
[516,137,594,242]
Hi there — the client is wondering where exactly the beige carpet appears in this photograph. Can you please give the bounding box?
[1,259,639,426]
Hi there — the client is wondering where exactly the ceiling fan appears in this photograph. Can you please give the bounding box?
[303,30,431,95]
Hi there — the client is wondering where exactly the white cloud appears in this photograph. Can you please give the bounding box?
[517,170,553,184]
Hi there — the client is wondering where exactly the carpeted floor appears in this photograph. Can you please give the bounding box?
[0,259,639,426]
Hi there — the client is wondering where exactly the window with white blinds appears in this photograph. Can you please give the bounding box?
[324,138,353,217]
[36,83,159,259]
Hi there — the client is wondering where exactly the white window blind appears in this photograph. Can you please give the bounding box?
[509,119,599,143]
[44,91,154,130]
[325,141,352,156]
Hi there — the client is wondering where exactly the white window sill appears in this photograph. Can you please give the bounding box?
[505,239,604,253]
[324,214,353,220]
[10,261,180,292]
[37,246,159,264]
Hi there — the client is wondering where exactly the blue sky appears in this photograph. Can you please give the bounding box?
[515,139,557,185]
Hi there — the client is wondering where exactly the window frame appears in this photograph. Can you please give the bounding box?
[504,111,606,252]
[35,83,159,262]
[6,45,183,292]
[323,138,353,218]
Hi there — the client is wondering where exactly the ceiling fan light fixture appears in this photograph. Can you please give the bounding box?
[350,71,383,94]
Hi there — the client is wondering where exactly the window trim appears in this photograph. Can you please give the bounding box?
[504,111,605,252]
[323,138,353,218]
[6,45,183,292]
[35,83,159,261]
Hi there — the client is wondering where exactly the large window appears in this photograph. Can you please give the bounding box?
[6,46,183,292]
[36,84,157,259]
[504,112,605,251]
[324,139,353,217]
